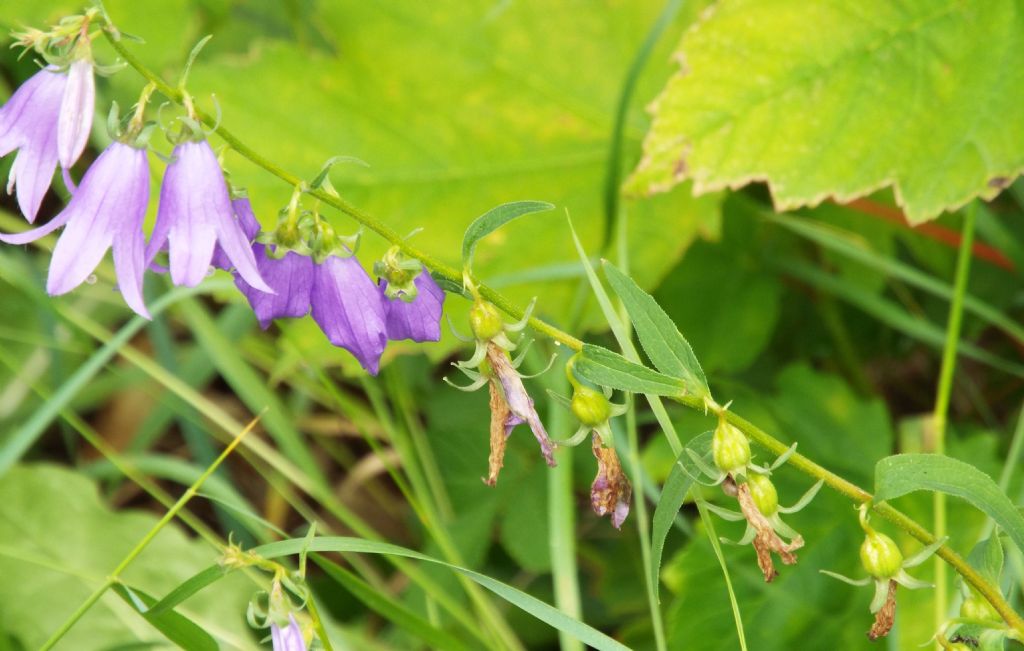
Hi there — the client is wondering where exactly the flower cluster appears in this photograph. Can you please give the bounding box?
[0,17,443,372]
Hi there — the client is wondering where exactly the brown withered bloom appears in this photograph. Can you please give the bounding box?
[868,580,898,640]
[730,476,804,582]
[590,435,631,529]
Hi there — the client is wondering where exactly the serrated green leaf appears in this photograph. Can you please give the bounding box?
[575,344,687,397]
[112,585,219,651]
[651,431,712,602]
[630,0,1024,223]
[462,201,555,271]
[602,261,709,397]
[874,454,1024,555]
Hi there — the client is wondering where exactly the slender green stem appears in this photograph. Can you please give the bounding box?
[102,27,1023,636]
[931,202,977,633]
[39,414,259,651]
[102,30,580,353]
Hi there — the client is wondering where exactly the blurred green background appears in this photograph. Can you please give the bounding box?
[0,1,1022,650]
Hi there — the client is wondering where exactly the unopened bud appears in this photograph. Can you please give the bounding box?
[470,300,504,341]
[571,385,611,427]
[860,531,903,580]
[712,419,751,474]
[959,590,1000,622]
[747,473,778,516]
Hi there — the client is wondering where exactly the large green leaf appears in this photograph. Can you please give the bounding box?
[629,0,1024,223]
[575,344,687,397]
[874,454,1024,555]
[0,465,255,650]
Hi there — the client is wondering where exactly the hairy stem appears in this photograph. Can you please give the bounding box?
[104,28,1023,637]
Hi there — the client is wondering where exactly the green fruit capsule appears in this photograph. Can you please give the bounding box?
[571,385,611,427]
[712,421,751,474]
[859,531,903,580]
[747,473,779,515]
[959,591,1000,622]
[469,300,504,341]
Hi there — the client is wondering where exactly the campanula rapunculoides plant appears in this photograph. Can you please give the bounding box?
[3,5,1024,650]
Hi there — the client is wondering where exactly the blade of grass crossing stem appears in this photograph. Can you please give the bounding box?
[569,214,748,649]
[38,414,259,651]
[544,347,584,651]
[0,282,227,477]
[932,203,977,638]
[56,307,495,647]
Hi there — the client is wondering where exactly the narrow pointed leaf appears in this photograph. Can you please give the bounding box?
[461,201,555,271]
[575,344,686,397]
[113,584,218,651]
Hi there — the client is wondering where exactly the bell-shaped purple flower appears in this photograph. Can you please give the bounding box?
[0,67,65,223]
[57,59,95,170]
[311,256,388,374]
[270,615,306,651]
[0,141,151,317]
[146,139,272,293]
[212,197,261,271]
[236,247,315,329]
[381,272,444,342]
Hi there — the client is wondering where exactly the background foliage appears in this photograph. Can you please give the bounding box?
[1,1,1023,650]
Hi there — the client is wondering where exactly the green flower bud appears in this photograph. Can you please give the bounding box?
[860,531,903,579]
[959,590,1000,622]
[712,420,751,474]
[470,300,504,341]
[571,385,611,427]
[746,473,778,516]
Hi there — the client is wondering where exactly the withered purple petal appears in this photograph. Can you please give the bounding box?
[311,255,387,375]
[382,272,444,342]
[148,140,272,292]
[486,343,556,467]
[0,67,66,223]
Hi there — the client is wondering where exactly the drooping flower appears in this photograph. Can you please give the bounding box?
[0,67,65,223]
[591,434,631,529]
[57,58,95,170]
[270,615,306,651]
[310,255,388,374]
[146,139,272,293]
[212,197,260,271]
[821,504,944,640]
[0,140,151,317]
[381,271,445,343]
[448,296,556,485]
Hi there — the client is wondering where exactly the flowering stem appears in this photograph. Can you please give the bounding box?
[930,201,977,636]
[38,415,260,651]
[102,28,1024,637]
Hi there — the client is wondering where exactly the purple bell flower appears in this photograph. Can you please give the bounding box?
[0,67,65,223]
[212,197,261,271]
[57,59,95,170]
[0,141,151,317]
[311,256,388,374]
[235,247,314,329]
[146,139,272,293]
[381,272,444,342]
[270,615,306,651]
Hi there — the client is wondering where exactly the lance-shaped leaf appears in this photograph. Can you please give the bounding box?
[575,344,687,397]
[874,454,1024,555]
[603,261,709,397]
[629,0,1024,224]
[462,201,555,272]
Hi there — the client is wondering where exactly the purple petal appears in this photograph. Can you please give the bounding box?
[57,59,94,169]
[151,140,270,289]
[0,67,65,223]
[271,616,307,651]
[382,272,444,342]
[591,434,632,529]
[213,198,261,270]
[235,245,314,328]
[311,255,387,374]
[45,143,150,317]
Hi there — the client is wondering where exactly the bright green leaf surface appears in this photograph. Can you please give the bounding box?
[0,465,254,650]
[630,0,1024,223]
[874,453,1024,555]
[576,344,687,397]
